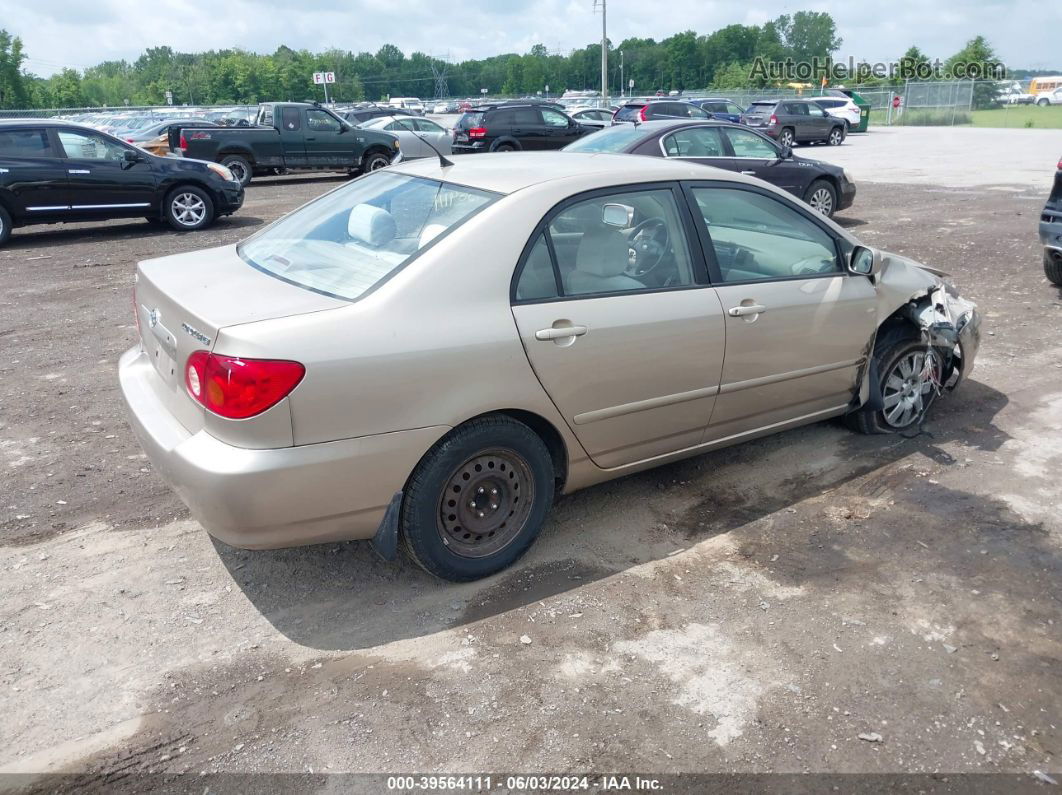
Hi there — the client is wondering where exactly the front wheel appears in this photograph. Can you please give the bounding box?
[848,338,943,434]
[220,155,253,187]
[827,126,845,146]
[804,179,837,217]
[362,151,392,173]
[1037,98,1050,106]
[164,186,215,232]
[401,416,555,582]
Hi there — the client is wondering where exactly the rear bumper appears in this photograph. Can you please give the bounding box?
[119,346,448,549]
[452,142,488,153]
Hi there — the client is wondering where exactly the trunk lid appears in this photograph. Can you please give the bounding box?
[134,244,344,431]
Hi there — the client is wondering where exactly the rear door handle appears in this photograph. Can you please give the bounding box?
[68,169,90,174]
[740,170,756,175]
[535,325,588,341]
[305,137,316,141]
[728,304,767,317]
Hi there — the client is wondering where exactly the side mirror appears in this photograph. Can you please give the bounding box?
[123,149,143,164]
[602,203,635,228]
[849,245,881,277]
[777,144,792,160]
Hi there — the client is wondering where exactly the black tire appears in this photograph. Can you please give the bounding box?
[848,336,942,434]
[778,128,795,148]
[804,179,838,217]
[1037,98,1050,107]
[362,150,392,173]
[493,142,518,152]
[0,205,12,247]
[1045,249,1062,286]
[827,126,845,146]
[401,416,555,582]
[220,155,253,187]
[164,185,215,232]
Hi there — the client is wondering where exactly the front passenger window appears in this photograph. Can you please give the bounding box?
[691,187,840,283]
[57,130,127,161]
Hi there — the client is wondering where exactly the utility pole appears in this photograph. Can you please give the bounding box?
[594,0,608,103]
[619,50,624,99]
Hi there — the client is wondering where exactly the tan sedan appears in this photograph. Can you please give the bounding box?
[120,153,980,581]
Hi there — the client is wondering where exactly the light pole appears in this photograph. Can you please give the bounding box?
[619,50,624,99]
[594,0,608,103]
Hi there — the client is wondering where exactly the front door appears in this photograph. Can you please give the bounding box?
[540,108,582,149]
[54,128,157,215]
[720,127,811,197]
[303,108,348,168]
[0,126,69,221]
[510,185,725,469]
[685,182,876,439]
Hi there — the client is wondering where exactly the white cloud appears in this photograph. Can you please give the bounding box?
[6,0,1061,77]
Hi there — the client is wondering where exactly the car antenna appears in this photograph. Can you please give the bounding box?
[411,130,454,168]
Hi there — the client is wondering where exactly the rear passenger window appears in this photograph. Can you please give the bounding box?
[281,107,301,131]
[662,127,724,157]
[515,234,559,301]
[0,128,54,157]
[512,109,540,126]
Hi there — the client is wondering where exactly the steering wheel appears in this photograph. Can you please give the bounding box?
[624,217,670,277]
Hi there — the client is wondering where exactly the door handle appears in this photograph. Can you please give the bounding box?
[535,325,588,341]
[305,137,316,141]
[728,304,767,317]
[740,170,756,175]
[68,169,91,174]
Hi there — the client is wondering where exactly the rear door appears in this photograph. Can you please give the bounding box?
[303,108,348,167]
[277,106,308,167]
[510,184,726,469]
[54,128,158,214]
[781,102,811,138]
[510,107,546,149]
[684,182,876,438]
[0,126,68,220]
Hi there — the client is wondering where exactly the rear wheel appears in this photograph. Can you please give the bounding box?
[827,126,844,146]
[220,155,252,187]
[164,186,215,232]
[1045,249,1062,286]
[493,142,518,152]
[401,416,554,582]
[804,179,838,217]
[778,128,795,148]
[0,205,12,247]
[849,337,943,434]
[1037,98,1050,107]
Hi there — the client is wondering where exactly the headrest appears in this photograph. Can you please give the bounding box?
[348,204,396,247]
[418,223,448,248]
[575,226,630,278]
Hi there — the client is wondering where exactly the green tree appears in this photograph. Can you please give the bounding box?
[945,36,1003,108]
[0,29,29,108]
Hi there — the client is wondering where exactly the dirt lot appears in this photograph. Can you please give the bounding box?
[1,134,1060,790]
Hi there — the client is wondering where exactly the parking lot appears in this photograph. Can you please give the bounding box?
[1,127,1059,786]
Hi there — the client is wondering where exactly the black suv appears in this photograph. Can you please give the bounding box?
[612,100,711,124]
[452,103,592,153]
[1041,156,1062,286]
[0,120,244,247]
[740,98,846,147]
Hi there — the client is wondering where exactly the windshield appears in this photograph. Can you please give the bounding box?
[239,173,497,301]
[563,125,646,153]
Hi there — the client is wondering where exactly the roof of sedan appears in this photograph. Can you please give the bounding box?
[388,151,754,195]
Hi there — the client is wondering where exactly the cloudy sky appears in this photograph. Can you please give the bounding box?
[6,0,1060,76]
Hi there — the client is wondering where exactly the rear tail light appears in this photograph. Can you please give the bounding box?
[769,114,778,126]
[639,106,649,121]
[185,351,305,419]
[179,134,188,151]
[467,126,487,139]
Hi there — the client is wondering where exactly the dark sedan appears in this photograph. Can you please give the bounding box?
[562,120,855,217]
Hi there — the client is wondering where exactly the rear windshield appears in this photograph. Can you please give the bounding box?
[239,173,497,301]
[613,105,643,121]
[455,112,486,130]
[746,102,776,112]
[563,125,647,153]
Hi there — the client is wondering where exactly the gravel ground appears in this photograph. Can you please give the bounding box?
[0,133,1059,790]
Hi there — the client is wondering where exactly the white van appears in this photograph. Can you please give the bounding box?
[388,97,425,115]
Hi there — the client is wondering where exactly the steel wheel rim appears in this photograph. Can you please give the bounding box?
[172,193,206,226]
[228,161,248,183]
[809,188,833,215]
[882,349,940,428]
[437,448,535,559]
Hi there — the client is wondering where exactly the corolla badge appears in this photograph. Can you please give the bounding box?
[181,322,212,346]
